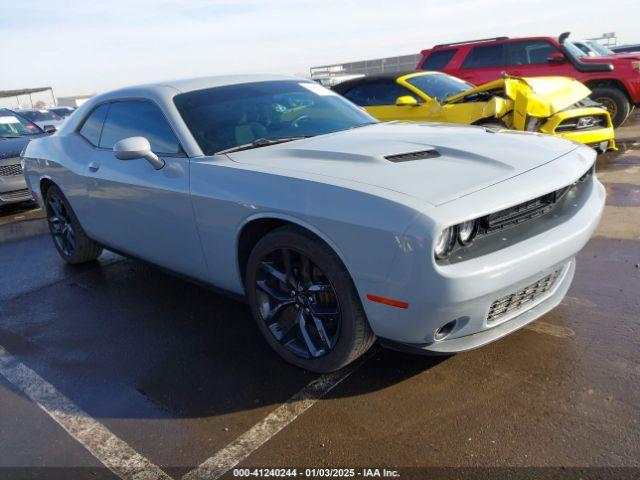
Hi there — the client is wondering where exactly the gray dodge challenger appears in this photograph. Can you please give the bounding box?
[22,75,605,372]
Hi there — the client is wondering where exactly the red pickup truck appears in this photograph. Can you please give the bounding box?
[418,33,640,127]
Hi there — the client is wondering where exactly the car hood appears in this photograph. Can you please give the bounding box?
[585,53,640,61]
[227,122,579,206]
[0,134,45,160]
[445,76,591,115]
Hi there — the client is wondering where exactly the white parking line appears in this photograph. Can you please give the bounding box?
[0,345,171,480]
[182,356,368,480]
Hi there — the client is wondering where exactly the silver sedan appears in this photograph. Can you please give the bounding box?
[22,75,605,371]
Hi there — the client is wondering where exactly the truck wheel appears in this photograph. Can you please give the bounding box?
[590,87,631,127]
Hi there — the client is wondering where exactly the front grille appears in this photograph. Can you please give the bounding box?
[555,114,608,132]
[487,268,562,323]
[479,167,591,235]
[0,163,23,177]
[385,149,440,162]
[0,188,31,202]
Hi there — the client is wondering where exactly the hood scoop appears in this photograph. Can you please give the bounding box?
[384,149,440,163]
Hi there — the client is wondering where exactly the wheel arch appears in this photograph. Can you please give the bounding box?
[585,79,632,101]
[39,177,55,199]
[235,213,351,289]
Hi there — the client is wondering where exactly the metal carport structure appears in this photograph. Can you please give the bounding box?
[0,87,56,108]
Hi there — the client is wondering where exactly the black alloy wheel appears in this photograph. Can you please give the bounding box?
[255,247,341,359]
[246,226,375,372]
[47,192,76,257]
[44,184,103,264]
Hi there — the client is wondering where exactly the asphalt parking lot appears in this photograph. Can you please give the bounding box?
[1,114,639,480]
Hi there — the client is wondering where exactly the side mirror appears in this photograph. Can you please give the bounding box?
[43,125,57,134]
[396,95,419,107]
[546,52,566,64]
[113,136,165,170]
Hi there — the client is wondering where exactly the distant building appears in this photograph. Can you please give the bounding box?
[57,94,95,108]
[311,53,421,86]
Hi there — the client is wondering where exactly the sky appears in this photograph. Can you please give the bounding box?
[1,0,639,106]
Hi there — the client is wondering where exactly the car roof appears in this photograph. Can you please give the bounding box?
[106,74,300,97]
[331,71,438,93]
[424,35,558,53]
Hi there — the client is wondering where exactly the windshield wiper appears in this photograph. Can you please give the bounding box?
[215,136,313,155]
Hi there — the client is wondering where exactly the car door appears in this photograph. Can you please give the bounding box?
[505,39,576,78]
[80,100,208,280]
[342,81,425,121]
[457,42,508,84]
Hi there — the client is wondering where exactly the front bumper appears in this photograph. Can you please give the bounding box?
[540,107,616,152]
[0,158,31,205]
[365,160,605,353]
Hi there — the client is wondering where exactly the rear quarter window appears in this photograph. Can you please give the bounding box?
[79,104,110,146]
[421,49,457,70]
[462,43,506,69]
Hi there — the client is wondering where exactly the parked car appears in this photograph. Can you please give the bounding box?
[49,106,76,119]
[16,108,65,131]
[0,108,47,206]
[573,40,613,57]
[22,75,605,371]
[573,40,640,61]
[332,71,615,152]
[611,44,640,54]
[418,33,640,127]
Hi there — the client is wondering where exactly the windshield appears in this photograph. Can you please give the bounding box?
[19,109,62,121]
[0,112,42,137]
[174,80,377,155]
[404,73,473,101]
[586,40,614,56]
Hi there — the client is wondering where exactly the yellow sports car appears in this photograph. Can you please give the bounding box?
[332,71,616,152]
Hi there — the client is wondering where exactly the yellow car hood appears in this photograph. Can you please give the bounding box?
[445,76,592,116]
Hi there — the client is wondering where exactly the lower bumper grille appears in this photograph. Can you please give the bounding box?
[487,268,562,323]
[0,188,31,202]
[0,163,23,177]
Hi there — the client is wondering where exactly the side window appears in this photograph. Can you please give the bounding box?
[343,82,416,106]
[421,49,457,70]
[79,104,110,146]
[462,43,506,69]
[99,101,181,154]
[509,40,559,65]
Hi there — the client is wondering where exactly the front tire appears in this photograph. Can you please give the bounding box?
[246,226,375,372]
[590,87,631,127]
[45,184,103,264]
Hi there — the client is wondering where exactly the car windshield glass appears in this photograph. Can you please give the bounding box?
[0,112,42,137]
[586,41,614,56]
[20,110,62,121]
[405,73,473,101]
[174,80,377,155]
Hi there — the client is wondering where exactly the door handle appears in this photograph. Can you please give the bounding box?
[88,162,100,172]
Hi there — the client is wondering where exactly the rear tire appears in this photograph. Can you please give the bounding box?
[590,87,631,128]
[246,225,375,372]
[45,184,103,264]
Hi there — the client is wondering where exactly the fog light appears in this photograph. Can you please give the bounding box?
[434,320,457,341]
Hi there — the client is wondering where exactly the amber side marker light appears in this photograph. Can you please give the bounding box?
[366,294,409,309]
